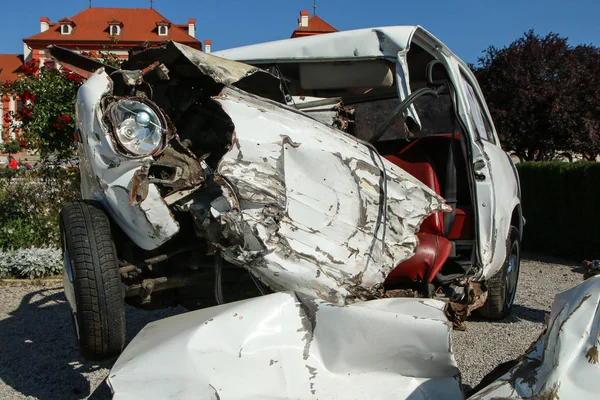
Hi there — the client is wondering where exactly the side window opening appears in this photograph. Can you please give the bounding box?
[460,73,496,144]
[350,92,458,142]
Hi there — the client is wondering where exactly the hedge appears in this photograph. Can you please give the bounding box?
[517,161,600,260]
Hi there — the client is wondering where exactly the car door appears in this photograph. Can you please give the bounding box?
[456,68,520,277]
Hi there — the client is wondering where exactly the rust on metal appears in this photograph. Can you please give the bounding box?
[446,281,488,329]
[586,346,599,364]
[129,168,150,205]
[583,260,600,280]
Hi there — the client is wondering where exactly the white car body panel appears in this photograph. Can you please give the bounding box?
[213,26,417,63]
[471,276,600,399]
[107,292,463,400]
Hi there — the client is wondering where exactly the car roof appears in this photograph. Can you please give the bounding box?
[214,26,422,64]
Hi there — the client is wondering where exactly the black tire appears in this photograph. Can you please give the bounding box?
[60,200,125,360]
[478,226,520,319]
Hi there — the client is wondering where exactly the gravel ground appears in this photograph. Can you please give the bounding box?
[0,255,584,399]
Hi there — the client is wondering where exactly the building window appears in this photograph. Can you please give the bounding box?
[110,25,121,36]
[158,25,168,36]
[61,24,72,35]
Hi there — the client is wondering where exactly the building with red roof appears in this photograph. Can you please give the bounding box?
[23,7,202,65]
[291,10,338,38]
[0,54,24,83]
[0,54,25,143]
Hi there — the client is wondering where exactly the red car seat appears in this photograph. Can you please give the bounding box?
[383,139,451,283]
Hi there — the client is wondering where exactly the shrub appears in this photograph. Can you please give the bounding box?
[517,161,600,260]
[1,139,21,155]
[0,60,80,161]
[0,246,62,279]
[0,168,80,249]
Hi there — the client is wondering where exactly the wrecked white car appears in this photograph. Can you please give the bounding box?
[53,25,523,361]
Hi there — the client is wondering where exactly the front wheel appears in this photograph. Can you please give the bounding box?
[60,201,126,360]
[478,226,520,319]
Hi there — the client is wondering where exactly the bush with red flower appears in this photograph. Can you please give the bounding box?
[20,59,39,76]
[0,61,82,160]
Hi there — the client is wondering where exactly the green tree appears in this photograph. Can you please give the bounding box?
[474,31,600,161]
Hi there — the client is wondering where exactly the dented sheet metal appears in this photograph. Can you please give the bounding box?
[107,292,463,400]
[211,87,448,305]
[124,41,283,102]
[470,276,600,400]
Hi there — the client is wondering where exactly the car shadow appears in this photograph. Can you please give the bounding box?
[0,287,183,400]
[521,252,580,268]
[521,252,588,281]
[469,303,548,325]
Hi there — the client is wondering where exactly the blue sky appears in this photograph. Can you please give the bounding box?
[1,0,599,64]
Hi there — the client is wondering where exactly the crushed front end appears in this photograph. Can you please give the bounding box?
[62,41,448,307]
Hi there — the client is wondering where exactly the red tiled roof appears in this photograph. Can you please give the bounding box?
[0,54,24,83]
[291,15,338,38]
[24,8,199,45]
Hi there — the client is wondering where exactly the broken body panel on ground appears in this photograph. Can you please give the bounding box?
[107,292,463,400]
[470,275,600,400]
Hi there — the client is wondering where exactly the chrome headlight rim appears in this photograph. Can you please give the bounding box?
[106,97,168,158]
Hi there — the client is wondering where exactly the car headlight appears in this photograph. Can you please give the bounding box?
[108,99,166,156]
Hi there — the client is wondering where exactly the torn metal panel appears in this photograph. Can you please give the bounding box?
[107,292,463,400]
[470,276,600,400]
[125,41,259,85]
[211,87,448,305]
[123,41,283,102]
[291,96,355,131]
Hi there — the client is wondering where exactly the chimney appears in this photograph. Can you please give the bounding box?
[188,18,196,37]
[204,40,212,54]
[40,17,50,32]
[300,10,309,28]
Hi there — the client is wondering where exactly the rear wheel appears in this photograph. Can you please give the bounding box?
[479,226,520,319]
[60,201,126,360]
